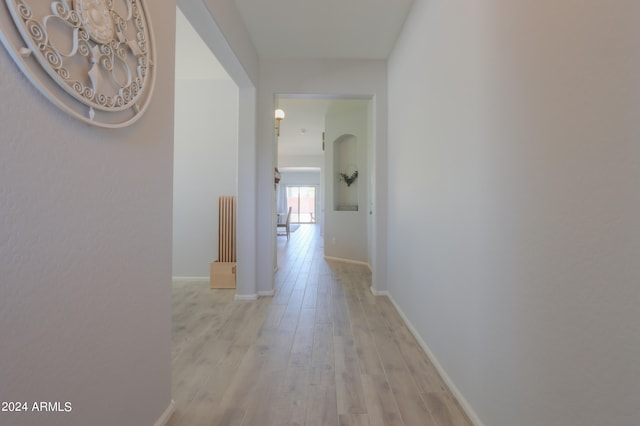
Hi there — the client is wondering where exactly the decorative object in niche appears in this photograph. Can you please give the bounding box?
[339,170,358,187]
[0,0,156,128]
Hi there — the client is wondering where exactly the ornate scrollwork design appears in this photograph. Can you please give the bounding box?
[0,0,155,127]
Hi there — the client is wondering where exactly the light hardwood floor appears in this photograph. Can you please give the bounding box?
[168,225,472,426]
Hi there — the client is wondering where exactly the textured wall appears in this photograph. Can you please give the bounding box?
[0,3,175,425]
[388,0,640,425]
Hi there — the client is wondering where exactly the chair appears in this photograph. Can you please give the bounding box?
[277,207,292,240]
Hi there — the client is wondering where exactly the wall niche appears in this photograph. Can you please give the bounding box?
[333,133,358,211]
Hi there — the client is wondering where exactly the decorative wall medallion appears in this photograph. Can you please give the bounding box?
[0,0,156,128]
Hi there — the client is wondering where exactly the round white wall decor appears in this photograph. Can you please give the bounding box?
[0,0,156,128]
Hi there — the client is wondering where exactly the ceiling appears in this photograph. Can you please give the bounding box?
[176,1,417,76]
[175,1,413,159]
[233,0,415,59]
[277,98,332,158]
[277,98,370,159]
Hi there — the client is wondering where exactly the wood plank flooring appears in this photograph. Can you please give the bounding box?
[168,225,472,426]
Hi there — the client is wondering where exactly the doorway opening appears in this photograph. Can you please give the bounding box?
[275,96,374,269]
[172,6,238,281]
[287,185,317,224]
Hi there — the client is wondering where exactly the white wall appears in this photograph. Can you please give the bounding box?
[202,0,259,87]
[388,1,640,425]
[258,59,388,294]
[173,79,238,278]
[177,0,259,297]
[279,170,321,187]
[324,103,369,263]
[278,155,323,169]
[0,3,175,425]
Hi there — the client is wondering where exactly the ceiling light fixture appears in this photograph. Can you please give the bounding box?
[275,109,285,136]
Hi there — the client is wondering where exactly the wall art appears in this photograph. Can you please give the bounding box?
[0,0,156,128]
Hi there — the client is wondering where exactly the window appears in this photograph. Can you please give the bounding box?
[286,186,317,224]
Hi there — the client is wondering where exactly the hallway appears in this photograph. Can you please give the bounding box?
[168,225,471,425]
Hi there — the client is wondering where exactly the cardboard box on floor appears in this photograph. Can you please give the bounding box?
[210,261,236,289]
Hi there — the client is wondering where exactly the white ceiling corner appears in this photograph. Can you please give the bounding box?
[175,7,231,80]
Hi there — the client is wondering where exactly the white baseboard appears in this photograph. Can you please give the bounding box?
[258,289,275,297]
[234,293,258,301]
[324,256,371,269]
[385,294,484,426]
[172,276,208,283]
[369,286,389,297]
[153,399,175,426]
